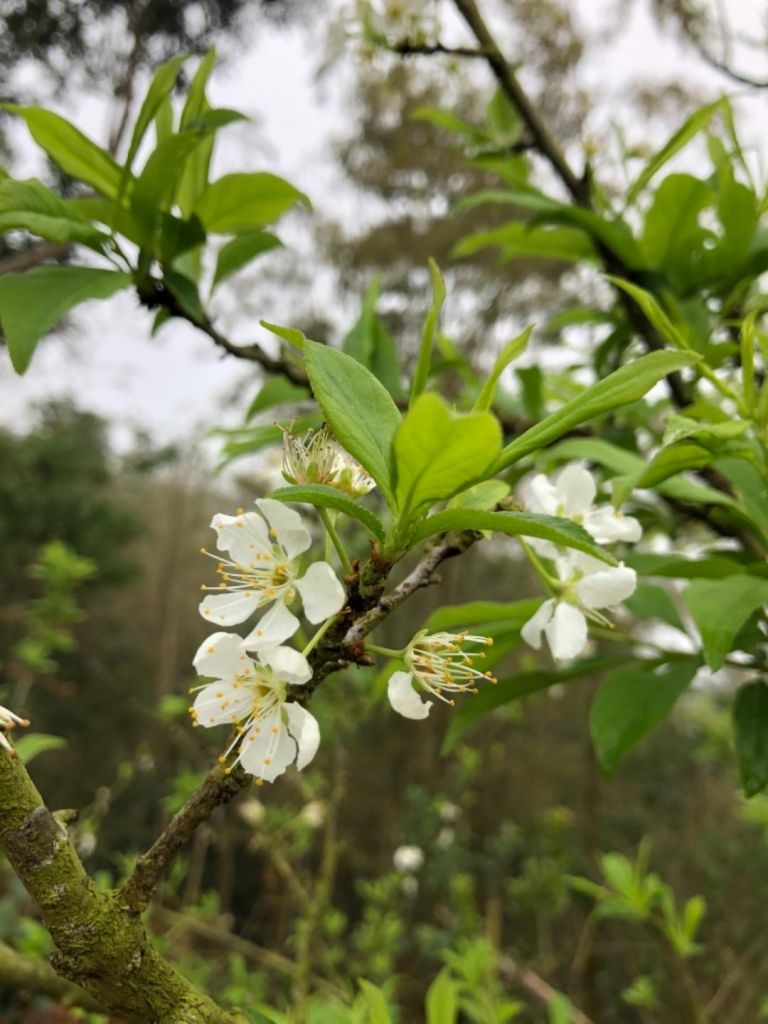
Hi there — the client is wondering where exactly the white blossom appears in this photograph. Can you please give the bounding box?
[282,426,375,499]
[191,632,320,784]
[521,552,637,661]
[393,844,424,872]
[0,704,29,755]
[527,464,642,554]
[199,499,345,652]
[387,631,495,721]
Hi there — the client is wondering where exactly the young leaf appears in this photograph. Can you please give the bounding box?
[124,53,188,173]
[342,277,403,397]
[590,660,699,775]
[194,172,310,233]
[683,576,768,669]
[304,340,402,507]
[180,50,217,128]
[426,969,458,1024]
[394,394,501,515]
[607,277,688,349]
[246,377,309,419]
[413,509,614,563]
[2,105,122,197]
[14,733,66,765]
[0,266,132,373]
[212,230,282,288]
[447,479,510,511]
[130,131,213,242]
[410,258,446,402]
[270,484,386,542]
[357,980,392,1024]
[260,321,307,350]
[499,351,694,468]
[474,325,532,410]
[733,681,768,796]
[0,178,107,249]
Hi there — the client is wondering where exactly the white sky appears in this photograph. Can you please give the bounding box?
[0,0,766,456]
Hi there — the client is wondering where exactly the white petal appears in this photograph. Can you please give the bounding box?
[576,565,637,609]
[239,708,296,783]
[199,589,263,626]
[387,671,432,720]
[284,702,320,770]
[583,507,643,544]
[193,632,252,680]
[296,562,346,623]
[521,598,555,650]
[211,512,271,565]
[544,602,588,660]
[527,474,558,514]
[556,465,596,515]
[255,499,311,560]
[241,599,300,653]
[261,645,312,686]
[193,681,254,727]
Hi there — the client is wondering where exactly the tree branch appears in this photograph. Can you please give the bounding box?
[0,940,102,1012]
[389,38,491,58]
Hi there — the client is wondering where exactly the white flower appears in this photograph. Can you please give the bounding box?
[387,631,495,721]
[199,499,345,652]
[521,552,637,661]
[300,800,326,829]
[437,827,455,849]
[282,425,375,499]
[0,704,29,755]
[191,632,320,784]
[393,844,424,872]
[238,798,266,827]
[527,464,642,553]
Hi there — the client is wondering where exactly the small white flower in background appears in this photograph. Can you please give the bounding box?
[526,464,642,553]
[191,632,320,785]
[0,704,29,755]
[393,844,424,872]
[387,631,496,721]
[300,800,326,829]
[439,800,461,823]
[521,552,637,661]
[282,425,375,499]
[437,827,456,849]
[199,498,345,652]
[238,798,266,828]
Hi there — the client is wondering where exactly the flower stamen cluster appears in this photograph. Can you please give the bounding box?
[0,704,29,756]
[282,425,374,499]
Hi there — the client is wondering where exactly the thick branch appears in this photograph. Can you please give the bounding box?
[0,750,244,1024]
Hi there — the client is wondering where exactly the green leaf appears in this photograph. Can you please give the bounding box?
[176,51,217,218]
[14,733,66,765]
[394,394,501,515]
[0,178,106,249]
[0,266,132,373]
[498,351,694,468]
[663,414,749,446]
[627,552,745,580]
[342,277,403,398]
[410,105,489,145]
[163,271,204,322]
[194,172,310,233]
[426,969,458,1024]
[624,584,683,630]
[447,479,510,511]
[611,442,713,505]
[683,576,768,669]
[590,660,699,775]
[357,979,392,1024]
[413,509,614,562]
[641,174,713,274]
[733,681,768,796]
[454,222,596,263]
[410,259,446,402]
[259,320,307,350]
[626,97,724,205]
[444,655,628,753]
[246,377,309,419]
[474,326,532,410]
[270,484,386,542]
[124,54,188,173]
[607,277,688,350]
[304,340,402,507]
[2,105,122,197]
[212,230,282,288]
[425,597,542,632]
[180,50,217,128]
[131,130,213,242]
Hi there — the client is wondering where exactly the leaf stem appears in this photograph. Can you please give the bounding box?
[319,508,353,575]
[519,538,560,593]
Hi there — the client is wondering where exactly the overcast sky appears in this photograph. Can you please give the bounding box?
[0,0,765,456]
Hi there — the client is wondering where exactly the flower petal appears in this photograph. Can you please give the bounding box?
[260,645,312,686]
[192,681,254,727]
[544,602,588,660]
[387,670,432,720]
[239,708,296,783]
[556,465,596,515]
[199,589,263,626]
[527,474,558,515]
[576,564,637,609]
[284,702,320,770]
[521,598,555,650]
[296,561,346,623]
[211,512,271,564]
[255,499,311,560]
[583,507,643,544]
[193,632,252,680]
[241,599,300,653]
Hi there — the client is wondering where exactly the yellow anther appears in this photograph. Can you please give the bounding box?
[256,778,263,787]
[236,507,245,514]
[207,646,215,654]
[264,758,272,765]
